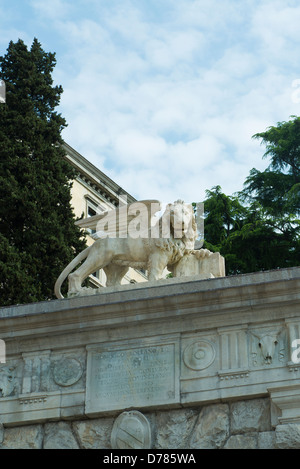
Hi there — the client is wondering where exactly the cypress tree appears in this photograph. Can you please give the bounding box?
[0,38,86,306]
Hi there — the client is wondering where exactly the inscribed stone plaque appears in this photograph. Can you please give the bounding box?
[85,337,179,414]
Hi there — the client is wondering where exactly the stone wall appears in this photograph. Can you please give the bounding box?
[1,397,298,449]
[1,267,300,449]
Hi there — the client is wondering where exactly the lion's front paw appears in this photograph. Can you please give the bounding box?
[192,249,212,259]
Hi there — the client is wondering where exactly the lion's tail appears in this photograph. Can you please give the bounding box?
[54,246,91,299]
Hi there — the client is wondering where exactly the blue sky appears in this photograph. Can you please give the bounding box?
[1,0,300,203]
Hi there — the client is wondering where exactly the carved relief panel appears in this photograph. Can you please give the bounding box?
[51,356,84,388]
[249,326,286,368]
[0,362,20,397]
[111,411,152,449]
[0,349,87,398]
[180,332,218,380]
[215,325,249,382]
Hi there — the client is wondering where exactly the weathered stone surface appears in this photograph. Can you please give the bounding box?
[0,424,43,449]
[0,408,295,450]
[275,424,300,449]
[73,418,114,449]
[0,267,300,446]
[258,431,276,449]
[43,422,79,449]
[231,398,271,434]
[224,433,257,449]
[1,267,300,429]
[154,408,199,449]
[189,404,230,449]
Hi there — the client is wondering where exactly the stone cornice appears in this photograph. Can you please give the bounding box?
[62,142,136,206]
[1,267,300,343]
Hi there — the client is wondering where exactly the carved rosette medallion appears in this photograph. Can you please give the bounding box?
[52,358,83,387]
[183,340,216,370]
[111,411,152,449]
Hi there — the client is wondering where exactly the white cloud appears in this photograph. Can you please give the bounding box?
[251,2,300,50]
[114,130,167,166]
[29,0,71,20]
[2,0,300,204]
[145,29,205,71]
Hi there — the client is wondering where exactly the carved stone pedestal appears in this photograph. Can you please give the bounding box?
[172,251,225,279]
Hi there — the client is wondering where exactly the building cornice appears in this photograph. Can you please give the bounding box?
[62,142,136,206]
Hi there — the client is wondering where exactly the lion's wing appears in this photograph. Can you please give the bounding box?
[75,200,161,239]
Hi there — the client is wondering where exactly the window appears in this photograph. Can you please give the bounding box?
[86,198,104,235]
[87,205,97,235]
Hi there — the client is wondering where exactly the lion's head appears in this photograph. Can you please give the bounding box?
[166,200,198,250]
[154,200,198,259]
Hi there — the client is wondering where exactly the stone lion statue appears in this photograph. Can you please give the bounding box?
[54,200,207,299]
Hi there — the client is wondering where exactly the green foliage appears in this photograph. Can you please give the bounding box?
[242,116,300,218]
[201,186,286,275]
[202,119,300,276]
[0,39,86,306]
